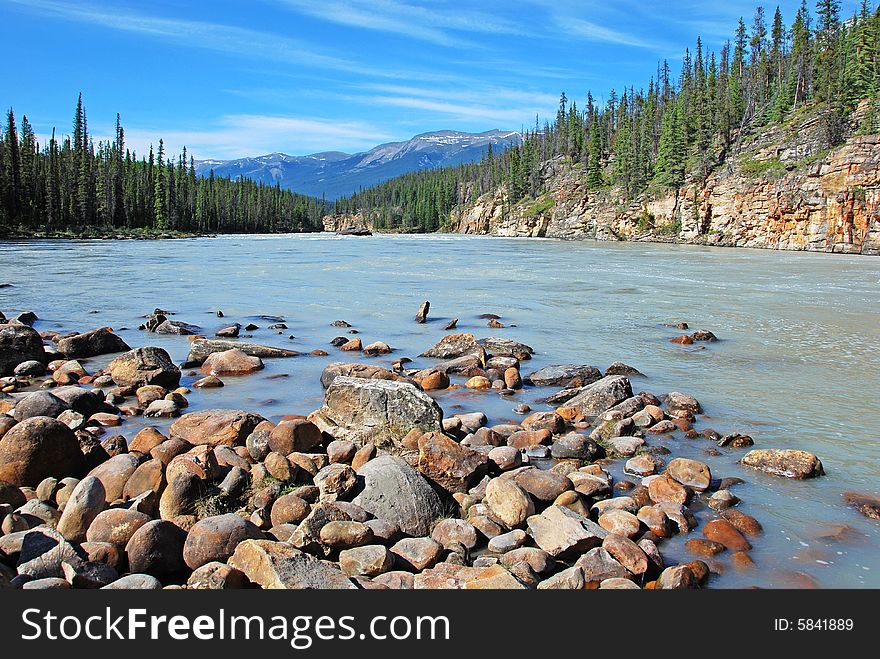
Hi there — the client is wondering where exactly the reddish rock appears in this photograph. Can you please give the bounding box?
[704,518,752,551]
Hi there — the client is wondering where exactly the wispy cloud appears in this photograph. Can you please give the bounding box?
[557,16,664,50]
[4,0,385,77]
[52,114,393,160]
[274,0,524,47]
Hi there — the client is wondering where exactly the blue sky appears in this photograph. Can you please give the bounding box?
[0,0,863,159]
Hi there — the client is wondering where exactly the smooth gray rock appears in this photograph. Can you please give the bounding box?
[353,455,442,537]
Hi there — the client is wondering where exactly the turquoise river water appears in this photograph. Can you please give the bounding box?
[1,233,878,588]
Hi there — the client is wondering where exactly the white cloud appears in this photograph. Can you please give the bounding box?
[4,0,381,76]
[558,16,664,50]
[38,114,394,160]
[274,0,524,47]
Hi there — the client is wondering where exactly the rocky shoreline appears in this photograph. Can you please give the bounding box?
[1,304,868,591]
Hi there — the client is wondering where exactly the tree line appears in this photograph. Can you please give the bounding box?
[334,1,880,231]
[0,94,325,235]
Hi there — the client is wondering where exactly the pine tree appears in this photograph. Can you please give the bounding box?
[586,114,603,188]
[153,139,167,230]
[654,99,685,188]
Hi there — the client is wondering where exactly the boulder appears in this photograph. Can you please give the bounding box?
[558,375,633,418]
[740,449,824,479]
[664,391,702,414]
[513,468,572,502]
[187,561,249,589]
[16,527,83,579]
[125,520,188,579]
[352,455,442,537]
[666,458,712,492]
[182,514,264,570]
[575,547,630,584]
[420,333,480,359]
[527,505,607,557]
[319,521,374,549]
[319,362,411,389]
[170,409,266,447]
[270,493,311,527]
[87,453,142,503]
[0,323,45,376]
[339,545,394,577]
[86,508,151,546]
[314,463,358,501]
[417,432,488,494]
[525,364,602,388]
[227,540,356,589]
[311,377,443,448]
[289,502,352,554]
[464,564,529,589]
[268,418,322,454]
[390,537,444,571]
[0,416,84,486]
[550,433,600,461]
[109,347,181,389]
[186,339,300,365]
[101,574,163,590]
[484,478,534,529]
[56,328,130,358]
[56,476,106,543]
[200,349,264,376]
[153,319,200,335]
[477,337,534,360]
[11,391,70,421]
[431,518,478,551]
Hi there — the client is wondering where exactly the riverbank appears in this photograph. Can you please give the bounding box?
[5,293,875,591]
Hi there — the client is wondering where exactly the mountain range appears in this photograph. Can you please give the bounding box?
[194,129,522,200]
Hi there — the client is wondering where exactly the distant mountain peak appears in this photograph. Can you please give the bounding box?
[194,129,522,200]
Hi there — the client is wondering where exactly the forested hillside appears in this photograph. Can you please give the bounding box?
[0,95,324,236]
[332,1,880,232]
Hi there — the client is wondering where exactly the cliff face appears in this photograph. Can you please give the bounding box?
[451,108,880,255]
[322,212,374,233]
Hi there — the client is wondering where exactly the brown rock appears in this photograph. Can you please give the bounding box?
[86,508,151,546]
[0,416,84,487]
[740,449,824,479]
[183,513,263,570]
[417,432,488,494]
[647,474,689,505]
[703,518,752,551]
[666,457,711,492]
[228,539,356,589]
[170,409,265,447]
[720,509,763,536]
[125,519,187,579]
[602,533,649,575]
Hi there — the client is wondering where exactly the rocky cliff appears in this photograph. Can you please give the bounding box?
[451,105,880,255]
[323,212,374,234]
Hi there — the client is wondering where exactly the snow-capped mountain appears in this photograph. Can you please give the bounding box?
[194,130,522,199]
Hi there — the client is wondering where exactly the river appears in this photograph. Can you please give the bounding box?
[2,233,878,588]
